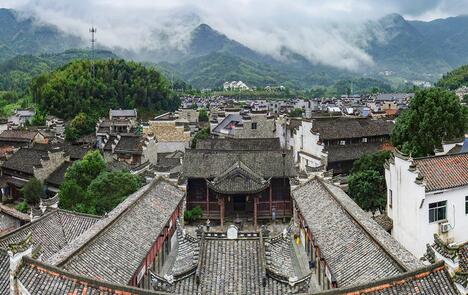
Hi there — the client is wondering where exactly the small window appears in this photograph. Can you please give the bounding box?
[389,189,393,208]
[362,137,368,143]
[429,201,447,223]
[465,196,468,214]
[251,122,257,129]
[339,140,346,145]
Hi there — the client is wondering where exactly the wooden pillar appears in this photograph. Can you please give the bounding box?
[254,195,258,229]
[219,197,225,229]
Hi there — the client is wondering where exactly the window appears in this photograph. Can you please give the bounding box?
[339,140,346,145]
[362,137,368,143]
[465,196,468,214]
[251,122,257,129]
[389,189,393,208]
[429,201,447,223]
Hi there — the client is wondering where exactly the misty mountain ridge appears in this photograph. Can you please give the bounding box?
[1,7,468,89]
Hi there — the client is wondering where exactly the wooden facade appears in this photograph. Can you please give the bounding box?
[186,177,292,227]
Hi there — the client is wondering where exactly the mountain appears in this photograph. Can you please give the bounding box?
[0,49,117,92]
[0,9,84,62]
[1,8,468,90]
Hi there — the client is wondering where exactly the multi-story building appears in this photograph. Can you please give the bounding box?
[385,152,468,259]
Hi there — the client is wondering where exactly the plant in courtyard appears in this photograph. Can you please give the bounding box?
[184,206,203,223]
[21,177,45,205]
[15,201,28,213]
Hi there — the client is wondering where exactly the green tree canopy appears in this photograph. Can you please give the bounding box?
[65,112,96,142]
[350,151,391,175]
[87,171,141,215]
[198,109,209,122]
[59,150,141,215]
[348,170,386,214]
[63,150,106,189]
[288,108,304,118]
[31,59,180,120]
[436,65,468,90]
[191,127,210,148]
[20,177,45,205]
[391,88,467,157]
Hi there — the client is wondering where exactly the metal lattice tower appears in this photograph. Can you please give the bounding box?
[89,27,97,77]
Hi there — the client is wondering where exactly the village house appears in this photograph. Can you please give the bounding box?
[385,152,468,259]
[8,109,35,126]
[293,117,393,175]
[143,112,191,156]
[182,138,295,227]
[0,203,30,235]
[0,146,69,199]
[211,111,276,139]
[0,130,47,148]
[102,133,158,166]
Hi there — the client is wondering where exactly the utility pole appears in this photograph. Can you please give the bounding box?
[89,27,97,78]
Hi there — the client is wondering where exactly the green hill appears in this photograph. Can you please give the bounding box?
[436,65,468,90]
[32,59,179,119]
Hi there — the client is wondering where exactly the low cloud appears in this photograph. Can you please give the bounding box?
[1,0,467,71]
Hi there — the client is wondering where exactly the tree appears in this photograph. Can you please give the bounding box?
[87,171,141,215]
[198,109,209,122]
[59,150,106,213]
[20,177,45,205]
[350,151,391,175]
[30,109,47,126]
[191,127,210,148]
[391,88,467,157]
[65,112,96,142]
[288,108,304,118]
[32,59,180,120]
[348,170,386,214]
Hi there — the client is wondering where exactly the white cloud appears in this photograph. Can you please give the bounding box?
[1,0,466,71]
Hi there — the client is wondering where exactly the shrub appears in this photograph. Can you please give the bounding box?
[15,201,28,213]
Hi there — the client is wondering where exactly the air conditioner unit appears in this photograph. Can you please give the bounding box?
[439,222,450,233]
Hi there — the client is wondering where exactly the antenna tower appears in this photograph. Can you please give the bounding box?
[89,27,97,77]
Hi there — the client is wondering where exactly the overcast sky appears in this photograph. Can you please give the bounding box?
[1,0,467,70]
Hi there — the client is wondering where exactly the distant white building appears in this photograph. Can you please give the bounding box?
[8,109,35,126]
[223,81,249,91]
[455,86,468,101]
[385,152,468,259]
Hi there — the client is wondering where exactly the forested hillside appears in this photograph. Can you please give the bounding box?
[32,59,180,119]
[436,65,468,90]
[0,49,116,93]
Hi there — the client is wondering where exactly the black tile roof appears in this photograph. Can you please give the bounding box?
[196,138,281,151]
[45,161,73,187]
[325,143,385,163]
[293,178,423,288]
[0,209,100,261]
[170,238,298,295]
[207,161,270,194]
[1,148,49,175]
[0,250,8,295]
[312,118,392,141]
[53,178,184,285]
[114,135,144,155]
[183,149,296,179]
[315,262,458,295]
[17,256,163,295]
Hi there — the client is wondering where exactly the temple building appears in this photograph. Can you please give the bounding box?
[182,138,296,227]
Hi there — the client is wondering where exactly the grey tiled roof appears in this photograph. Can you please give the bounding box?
[314,262,458,295]
[196,138,281,151]
[207,161,270,194]
[183,149,296,179]
[17,257,164,295]
[292,178,423,288]
[312,118,392,141]
[45,161,73,187]
[1,148,48,175]
[114,135,144,155]
[110,109,137,117]
[0,250,8,295]
[54,178,184,285]
[0,209,99,261]
[325,143,385,163]
[172,238,297,295]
